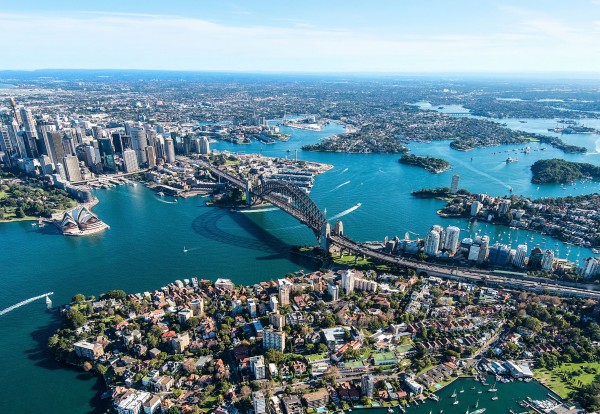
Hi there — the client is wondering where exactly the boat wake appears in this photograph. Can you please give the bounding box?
[0,293,53,316]
[329,203,362,220]
[156,198,177,204]
[338,167,349,174]
[331,180,351,191]
[239,207,279,213]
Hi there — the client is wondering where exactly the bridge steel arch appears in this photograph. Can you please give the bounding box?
[250,180,327,237]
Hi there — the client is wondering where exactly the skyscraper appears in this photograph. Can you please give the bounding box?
[200,136,211,155]
[444,225,461,254]
[263,327,285,352]
[164,137,176,163]
[130,126,148,164]
[145,145,157,168]
[98,138,116,171]
[450,174,460,193]
[62,155,82,182]
[341,270,355,294]
[19,108,38,138]
[122,148,139,173]
[424,227,442,256]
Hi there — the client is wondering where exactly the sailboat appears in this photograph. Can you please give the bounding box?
[460,387,465,394]
[488,380,497,393]
[451,389,457,398]
[491,392,498,401]
[477,388,483,394]
[183,246,188,253]
[474,399,479,408]
[453,395,459,405]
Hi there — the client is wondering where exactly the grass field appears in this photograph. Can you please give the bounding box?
[535,362,600,398]
[332,253,390,271]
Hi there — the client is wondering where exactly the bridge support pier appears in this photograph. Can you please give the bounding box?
[319,222,331,251]
[245,180,252,206]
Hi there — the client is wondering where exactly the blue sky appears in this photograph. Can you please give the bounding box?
[2,0,600,73]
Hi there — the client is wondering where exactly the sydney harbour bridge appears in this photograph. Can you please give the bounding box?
[195,160,600,300]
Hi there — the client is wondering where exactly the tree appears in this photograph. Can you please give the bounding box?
[571,382,600,412]
[66,308,87,329]
[72,293,86,304]
[323,366,339,385]
[15,207,25,218]
[105,289,126,300]
[96,364,108,376]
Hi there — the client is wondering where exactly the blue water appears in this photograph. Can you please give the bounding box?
[0,120,596,412]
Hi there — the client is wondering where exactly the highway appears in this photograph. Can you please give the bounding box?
[195,159,600,300]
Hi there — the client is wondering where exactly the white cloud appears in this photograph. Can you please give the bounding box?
[0,11,598,73]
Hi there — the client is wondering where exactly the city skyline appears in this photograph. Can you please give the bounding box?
[2,0,600,73]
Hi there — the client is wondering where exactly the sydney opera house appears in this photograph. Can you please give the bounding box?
[56,206,109,236]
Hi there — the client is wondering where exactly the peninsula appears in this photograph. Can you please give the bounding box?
[398,154,450,174]
[531,159,600,184]
[48,270,599,414]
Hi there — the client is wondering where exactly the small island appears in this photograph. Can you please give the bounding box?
[531,159,600,184]
[398,154,450,174]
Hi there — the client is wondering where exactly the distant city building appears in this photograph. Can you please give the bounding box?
[145,145,157,168]
[528,247,544,270]
[269,295,279,312]
[122,148,139,173]
[164,137,176,163]
[450,174,460,193]
[200,136,211,155]
[63,155,82,182]
[424,226,443,256]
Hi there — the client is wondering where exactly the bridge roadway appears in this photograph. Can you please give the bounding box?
[330,234,600,299]
[196,159,600,300]
[194,160,323,233]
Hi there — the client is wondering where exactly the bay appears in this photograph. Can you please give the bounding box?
[0,121,597,412]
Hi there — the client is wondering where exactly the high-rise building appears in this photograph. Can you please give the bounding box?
[19,108,38,138]
[499,199,512,215]
[190,298,204,317]
[444,226,461,254]
[247,298,257,318]
[477,237,490,264]
[528,247,544,270]
[263,327,285,352]
[145,145,157,168]
[270,296,279,312]
[200,136,211,155]
[250,356,266,380]
[122,148,139,173]
[450,174,460,194]
[470,201,482,217]
[278,279,292,306]
[513,244,528,268]
[328,283,339,301]
[98,138,116,171]
[252,391,266,414]
[361,375,375,398]
[55,162,66,180]
[541,249,555,271]
[341,270,355,294]
[584,257,600,279]
[424,228,441,256]
[269,312,285,330]
[62,155,82,182]
[130,126,148,164]
[83,144,101,168]
[164,137,176,163]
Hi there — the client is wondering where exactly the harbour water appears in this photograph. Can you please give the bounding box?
[367,377,558,414]
[0,120,597,412]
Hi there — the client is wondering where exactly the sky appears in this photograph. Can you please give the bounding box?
[2,0,600,74]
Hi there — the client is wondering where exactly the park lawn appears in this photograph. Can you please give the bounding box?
[534,362,600,398]
[332,253,391,272]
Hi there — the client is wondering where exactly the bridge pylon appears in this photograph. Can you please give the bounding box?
[319,221,331,251]
[245,180,252,206]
